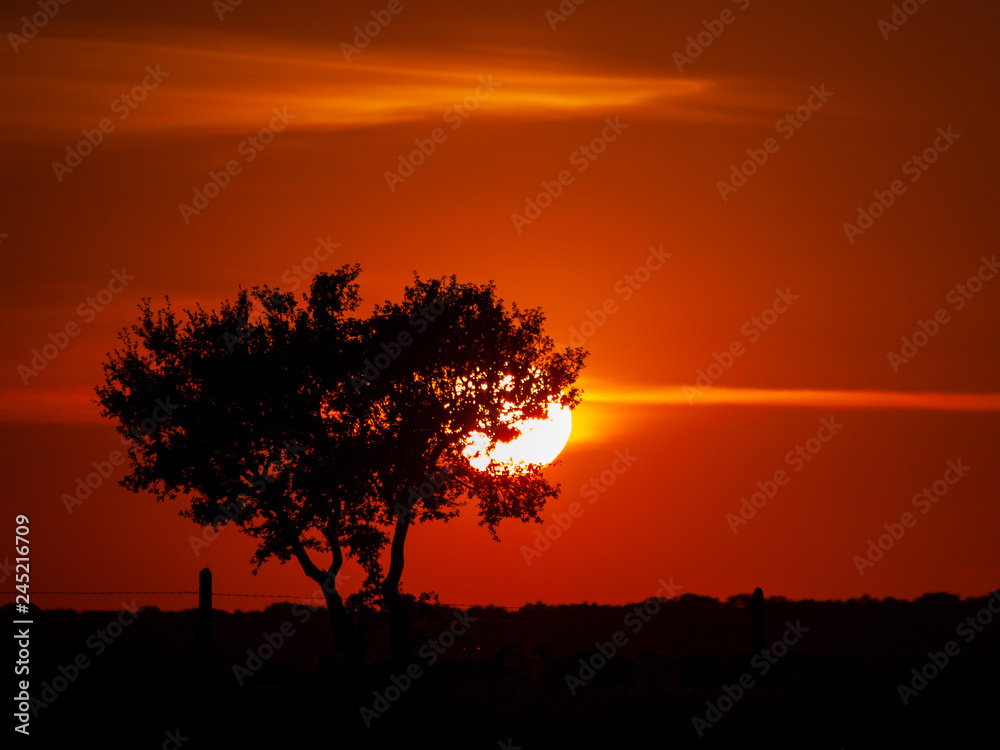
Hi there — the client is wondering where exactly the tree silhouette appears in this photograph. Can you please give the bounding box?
[96,266,379,668]
[354,274,586,662]
[96,265,586,668]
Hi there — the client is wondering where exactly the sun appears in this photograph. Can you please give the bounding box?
[462,401,573,471]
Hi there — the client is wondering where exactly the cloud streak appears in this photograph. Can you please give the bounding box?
[2,32,805,145]
[588,387,1000,412]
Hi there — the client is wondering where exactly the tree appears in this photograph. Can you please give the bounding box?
[96,265,586,668]
[348,274,586,663]
[96,266,376,669]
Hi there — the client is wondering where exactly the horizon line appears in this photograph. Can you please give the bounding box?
[3,589,998,612]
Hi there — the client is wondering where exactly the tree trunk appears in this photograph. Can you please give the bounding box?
[381,581,409,668]
[382,508,412,667]
[279,504,364,675]
[322,572,364,674]
[381,457,446,667]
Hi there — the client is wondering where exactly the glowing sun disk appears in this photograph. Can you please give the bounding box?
[463,402,572,471]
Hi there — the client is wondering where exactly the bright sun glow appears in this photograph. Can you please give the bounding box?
[462,402,573,471]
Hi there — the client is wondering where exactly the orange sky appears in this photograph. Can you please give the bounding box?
[2,0,998,612]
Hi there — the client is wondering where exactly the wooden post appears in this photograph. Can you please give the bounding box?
[198,568,212,677]
[751,587,765,652]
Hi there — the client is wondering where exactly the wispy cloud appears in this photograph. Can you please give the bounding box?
[588,386,1000,411]
[1,33,799,144]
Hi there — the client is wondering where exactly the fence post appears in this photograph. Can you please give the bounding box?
[751,586,765,652]
[198,568,212,677]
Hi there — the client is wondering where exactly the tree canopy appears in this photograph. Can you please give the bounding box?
[96,264,587,663]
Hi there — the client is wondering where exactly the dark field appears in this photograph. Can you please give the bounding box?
[11,592,1000,748]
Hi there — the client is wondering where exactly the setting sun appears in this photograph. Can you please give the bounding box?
[463,401,573,471]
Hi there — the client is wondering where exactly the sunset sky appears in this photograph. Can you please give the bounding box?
[2,0,998,612]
